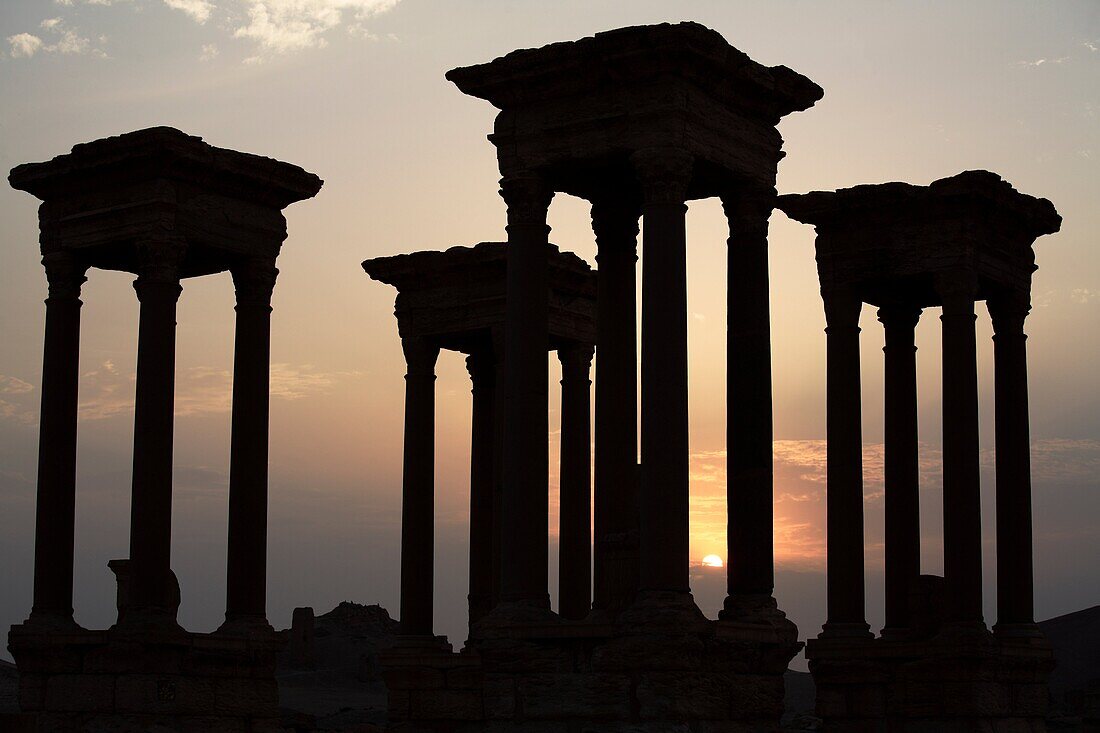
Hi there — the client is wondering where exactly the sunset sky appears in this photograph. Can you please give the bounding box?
[1,0,1098,662]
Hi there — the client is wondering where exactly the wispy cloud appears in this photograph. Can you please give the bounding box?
[163,0,214,23]
[1084,40,1099,53]
[1071,288,1100,304]
[1016,57,1069,68]
[6,17,105,59]
[0,375,37,425]
[234,0,399,58]
[199,42,218,60]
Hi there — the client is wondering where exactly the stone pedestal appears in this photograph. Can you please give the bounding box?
[8,624,284,733]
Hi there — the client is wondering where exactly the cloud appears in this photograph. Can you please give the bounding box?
[199,42,218,60]
[7,33,45,58]
[163,0,214,23]
[234,0,400,56]
[1085,41,1098,53]
[7,18,104,59]
[1016,57,1069,68]
[1071,288,1100,304]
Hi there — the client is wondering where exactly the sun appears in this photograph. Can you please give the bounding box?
[701,554,724,568]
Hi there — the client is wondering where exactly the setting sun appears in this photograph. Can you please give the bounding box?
[701,554,724,568]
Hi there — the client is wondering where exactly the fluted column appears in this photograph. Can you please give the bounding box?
[498,174,554,607]
[467,348,496,625]
[937,274,985,630]
[989,294,1036,635]
[29,253,88,626]
[822,288,871,637]
[128,242,184,626]
[399,336,439,636]
[879,304,922,636]
[633,148,693,595]
[721,188,776,617]
[558,343,594,620]
[591,197,640,615]
[223,257,278,631]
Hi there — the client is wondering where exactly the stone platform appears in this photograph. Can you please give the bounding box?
[8,623,284,733]
[807,632,1055,733]
[382,598,802,733]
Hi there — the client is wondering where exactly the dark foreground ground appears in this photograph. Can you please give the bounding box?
[1,604,1096,731]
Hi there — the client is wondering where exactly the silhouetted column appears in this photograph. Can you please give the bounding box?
[633,148,693,594]
[989,295,1036,634]
[822,288,870,637]
[223,257,278,631]
[467,348,495,625]
[558,342,593,620]
[937,275,985,629]
[498,174,554,607]
[591,197,640,614]
[879,304,922,636]
[29,253,88,626]
[128,243,184,624]
[722,189,776,614]
[399,336,439,636]
[489,327,505,611]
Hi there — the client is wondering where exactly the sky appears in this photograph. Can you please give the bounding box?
[1,0,1098,666]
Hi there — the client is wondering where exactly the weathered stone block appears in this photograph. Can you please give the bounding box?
[517,672,631,720]
[636,671,729,719]
[17,673,46,711]
[45,673,115,712]
[385,665,446,690]
[483,673,516,719]
[411,688,483,720]
[446,665,483,690]
[211,676,278,717]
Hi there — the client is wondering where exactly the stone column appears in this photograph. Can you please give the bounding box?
[29,253,88,626]
[498,174,554,608]
[822,288,870,637]
[937,274,985,629]
[223,257,278,631]
[591,197,640,615]
[633,148,693,595]
[399,336,440,636]
[989,294,1036,634]
[721,188,777,618]
[490,327,506,611]
[467,348,496,625]
[128,242,184,625]
[879,304,922,636]
[558,343,593,620]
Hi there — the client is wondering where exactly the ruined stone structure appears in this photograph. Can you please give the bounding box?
[360,22,821,732]
[778,170,1062,732]
[7,127,323,733]
[364,242,597,728]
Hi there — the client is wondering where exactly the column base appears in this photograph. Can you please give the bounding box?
[24,610,82,632]
[617,589,708,634]
[216,614,274,637]
[993,621,1044,641]
[819,621,874,640]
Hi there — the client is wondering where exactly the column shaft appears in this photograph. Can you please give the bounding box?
[467,349,495,625]
[30,254,87,624]
[990,297,1035,631]
[823,291,870,636]
[558,343,593,620]
[723,191,775,604]
[224,259,277,629]
[400,336,439,636]
[129,248,183,621]
[634,149,692,593]
[591,199,640,614]
[498,175,554,606]
[880,305,922,635]
[938,277,985,628]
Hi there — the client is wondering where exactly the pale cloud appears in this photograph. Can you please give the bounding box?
[163,0,214,24]
[199,42,218,60]
[0,375,37,425]
[234,0,400,56]
[1071,288,1100,304]
[7,33,45,58]
[41,18,64,30]
[1016,57,1069,68]
[1085,41,1098,53]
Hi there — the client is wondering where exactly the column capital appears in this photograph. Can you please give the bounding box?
[41,252,88,300]
[720,186,777,229]
[231,258,279,309]
[499,173,554,228]
[133,240,184,301]
[558,342,594,380]
[465,348,496,383]
[591,197,641,257]
[822,288,863,331]
[631,147,693,206]
[935,272,978,315]
[876,303,923,331]
[987,294,1031,338]
[402,336,440,377]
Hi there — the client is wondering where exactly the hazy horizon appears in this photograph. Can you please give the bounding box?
[1,0,1098,668]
